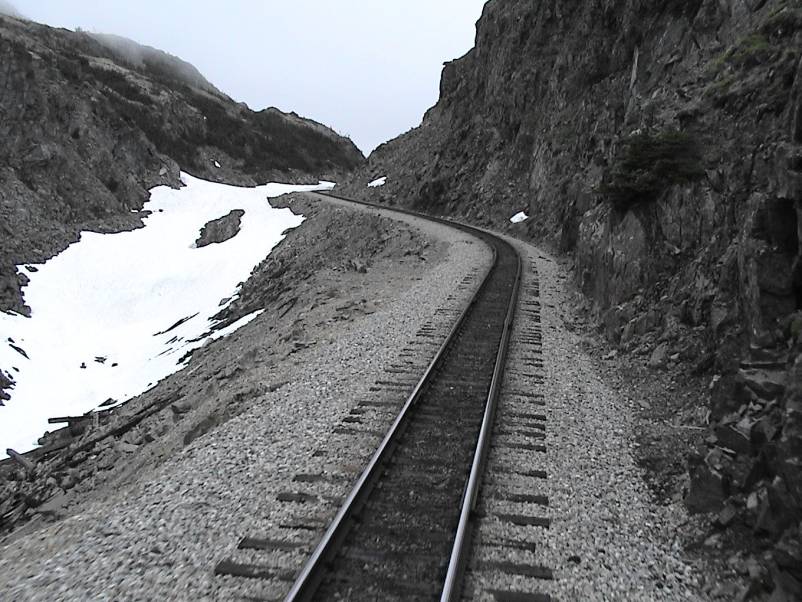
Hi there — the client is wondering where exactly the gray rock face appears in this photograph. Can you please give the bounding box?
[344,0,801,357]
[195,210,245,248]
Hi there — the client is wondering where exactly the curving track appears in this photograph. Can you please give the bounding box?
[215,193,550,601]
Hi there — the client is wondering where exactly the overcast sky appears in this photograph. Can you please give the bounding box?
[13,1,487,154]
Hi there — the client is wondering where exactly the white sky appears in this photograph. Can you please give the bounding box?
[13,1,487,154]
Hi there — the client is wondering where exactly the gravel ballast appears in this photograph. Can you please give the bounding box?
[0,198,711,601]
[463,233,706,601]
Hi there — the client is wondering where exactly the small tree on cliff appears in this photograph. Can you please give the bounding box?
[599,129,706,211]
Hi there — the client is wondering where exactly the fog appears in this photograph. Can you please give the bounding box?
[11,1,487,153]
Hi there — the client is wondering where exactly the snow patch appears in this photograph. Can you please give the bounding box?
[208,309,264,343]
[213,160,221,168]
[0,173,332,453]
[510,211,529,224]
[368,176,387,188]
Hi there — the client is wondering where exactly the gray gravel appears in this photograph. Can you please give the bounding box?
[463,234,706,601]
[0,198,492,602]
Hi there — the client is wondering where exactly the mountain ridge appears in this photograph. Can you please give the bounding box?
[0,13,364,317]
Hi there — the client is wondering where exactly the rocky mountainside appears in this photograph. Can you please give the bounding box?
[0,13,364,316]
[343,0,802,594]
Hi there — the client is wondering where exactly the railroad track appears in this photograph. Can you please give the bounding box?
[215,194,551,601]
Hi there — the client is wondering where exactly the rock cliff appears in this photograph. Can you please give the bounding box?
[343,0,801,592]
[0,13,364,316]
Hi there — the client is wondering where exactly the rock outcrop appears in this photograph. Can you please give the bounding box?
[341,0,801,591]
[195,210,245,248]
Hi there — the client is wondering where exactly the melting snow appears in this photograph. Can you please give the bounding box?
[213,160,221,168]
[0,173,334,452]
[510,211,529,224]
[368,176,387,188]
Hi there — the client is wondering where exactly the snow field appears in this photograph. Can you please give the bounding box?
[0,173,332,452]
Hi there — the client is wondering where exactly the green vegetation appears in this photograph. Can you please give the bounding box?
[791,315,802,341]
[762,6,802,37]
[599,130,705,211]
[704,74,735,99]
[186,90,362,174]
[725,33,772,69]
[48,48,360,176]
[709,7,800,74]
[703,6,800,110]
[710,33,772,72]
[87,64,154,106]
[54,54,89,83]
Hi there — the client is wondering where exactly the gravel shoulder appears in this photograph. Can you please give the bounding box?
[490,236,707,601]
[442,227,710,600]
[0,193,492,601]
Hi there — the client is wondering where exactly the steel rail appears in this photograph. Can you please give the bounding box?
[283,220,499,602]
[282,191,522,602]
[441,237,521,602]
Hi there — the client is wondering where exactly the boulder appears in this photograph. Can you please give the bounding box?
[715,424,752,455]
[0,369,12,402]
[751,410,783,446]
[195,210,245,248]
[686,453,729,514]
[739,369,787,401]
[774,528,802,582]
[648,342,670,369]
[720,452,762,491]
[22,142,63,166]
[36,490,69,520]
[715,503,739,528]
[170,399,194,415]
[601,304,636,342]
[114,441,139,454]
[710,373,746,421]
[755,482,798,538]
[770,569,802,602]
